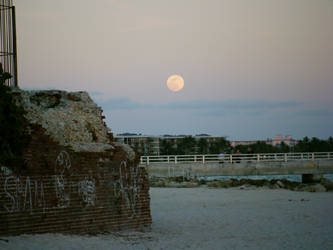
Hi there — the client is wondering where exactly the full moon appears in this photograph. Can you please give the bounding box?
[167,74,184,92]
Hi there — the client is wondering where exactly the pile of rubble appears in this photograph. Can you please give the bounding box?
[13,89,113,152]
[150,176,333,192]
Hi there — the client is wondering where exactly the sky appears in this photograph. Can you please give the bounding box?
[15,0,333,140]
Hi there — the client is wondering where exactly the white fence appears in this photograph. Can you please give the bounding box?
[140,152,333,165]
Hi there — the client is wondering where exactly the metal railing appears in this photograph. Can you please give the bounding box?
[140,152,333,165]
[0,0,18,86]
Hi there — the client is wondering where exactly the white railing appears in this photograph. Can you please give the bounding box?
[140,152,333,165]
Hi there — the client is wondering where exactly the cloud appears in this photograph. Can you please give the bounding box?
[91,96,332,138]
[96,97,302,116]
[158,99,301,110]
[96,97,142,110]
[292,109,332,117]
[157,99,302,117]
[89,91,104,97]
[96,97,153,110]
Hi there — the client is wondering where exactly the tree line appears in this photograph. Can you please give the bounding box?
[159,136,333,155]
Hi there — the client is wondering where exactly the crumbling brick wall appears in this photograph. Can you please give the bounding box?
[0,122,151,236]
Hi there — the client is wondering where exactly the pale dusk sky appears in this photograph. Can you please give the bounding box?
[16,0,333,140]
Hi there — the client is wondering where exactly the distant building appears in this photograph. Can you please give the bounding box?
[230,134,297,148]
[114,133,160,155]
[270,134,297,147]
[230,140,265,147]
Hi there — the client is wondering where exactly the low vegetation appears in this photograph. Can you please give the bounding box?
[0,63,28,170]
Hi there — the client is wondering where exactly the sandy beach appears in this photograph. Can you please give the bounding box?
[1,187,333,250]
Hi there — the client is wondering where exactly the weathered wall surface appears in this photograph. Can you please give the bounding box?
[0,90,151,236]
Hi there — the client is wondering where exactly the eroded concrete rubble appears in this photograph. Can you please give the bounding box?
[12,89,131,155]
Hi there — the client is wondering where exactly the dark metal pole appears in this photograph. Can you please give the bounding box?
[11,5,17,86]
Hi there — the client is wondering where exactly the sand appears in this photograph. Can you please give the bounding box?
[1,187,333,250]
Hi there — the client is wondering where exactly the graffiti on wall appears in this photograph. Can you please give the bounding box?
[1,151,98,213]
[113,160,146,218]
[54,151,72,208]
[1,166,45,214]
[1,166,12,176]
[1,151,146,216]
[78,177,96,207]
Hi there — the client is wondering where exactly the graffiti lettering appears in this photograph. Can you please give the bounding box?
[23,176,33,213]
[4,176,16,213]
[113,160,145,218]
[2,151,146,216]
[2,176,45,214]
[78,178,96,207]
[54,151,72,208]
[1,166,12,175]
